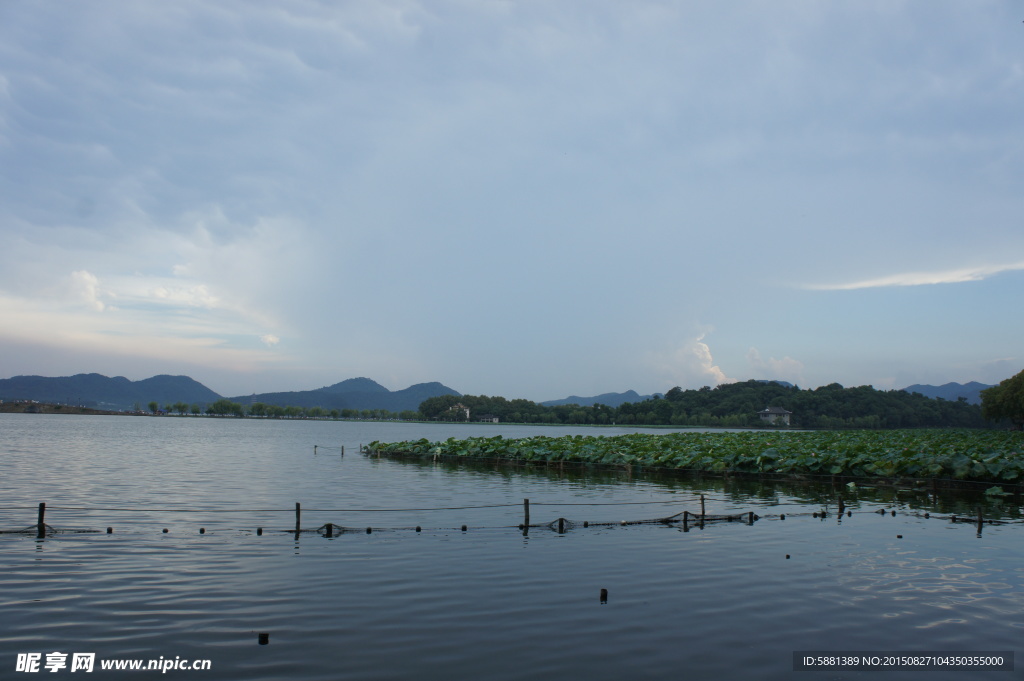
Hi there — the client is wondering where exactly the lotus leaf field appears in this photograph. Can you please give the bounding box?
[367,429,1024,483]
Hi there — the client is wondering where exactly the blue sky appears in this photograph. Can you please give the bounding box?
[0,1,1021,401]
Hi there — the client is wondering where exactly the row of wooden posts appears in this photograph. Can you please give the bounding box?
[293,495,751,537]
[27,496,722,538]
[28,495,993,538]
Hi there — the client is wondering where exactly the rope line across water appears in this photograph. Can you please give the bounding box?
[4,508,1020,536]
[0,500,695,513]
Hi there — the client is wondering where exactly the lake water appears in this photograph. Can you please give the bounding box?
[1,415,1021,680]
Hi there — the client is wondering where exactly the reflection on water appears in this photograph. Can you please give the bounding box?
[400,455,1024,521]
[0,415,1021,681]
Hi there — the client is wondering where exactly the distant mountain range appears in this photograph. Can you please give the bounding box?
[755,379,795,388]
[0,373,461,413]
[0,373,996,412]
[0,373,221,410]
[902,381,992,405]
[541,390,654,408]
[227,377,460,413]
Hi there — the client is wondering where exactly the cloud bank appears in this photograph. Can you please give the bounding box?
[1,1,1022,397]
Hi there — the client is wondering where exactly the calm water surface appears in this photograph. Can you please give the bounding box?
[1,415,1021,680]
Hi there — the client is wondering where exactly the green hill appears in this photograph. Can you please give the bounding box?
[0,373,221,410]
[228,379,460,413]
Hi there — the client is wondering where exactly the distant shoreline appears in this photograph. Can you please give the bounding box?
[0,404,723,428]
[0,402,126,415]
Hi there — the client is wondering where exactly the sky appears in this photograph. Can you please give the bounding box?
[0,1,1022,402]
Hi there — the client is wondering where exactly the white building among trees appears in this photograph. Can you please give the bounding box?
[757,406,792,425]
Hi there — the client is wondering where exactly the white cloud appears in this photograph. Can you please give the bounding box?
[656,332,735,388]
[746,347,805,385]
[803,261,1024,291]
[260,334,280,347]
[151,284,219,308]
[68,270,109,312]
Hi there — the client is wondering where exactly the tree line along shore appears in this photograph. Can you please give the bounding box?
[4,372,1022,430]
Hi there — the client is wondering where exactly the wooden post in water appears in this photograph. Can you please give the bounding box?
[325,522,333,538]
[700,495,705,519]
[37,502,46,538]
[341,446,344,456]
[524,499,530,527]
[295,503,301,535]
[314,445,318,455]
[977,507,984,536]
